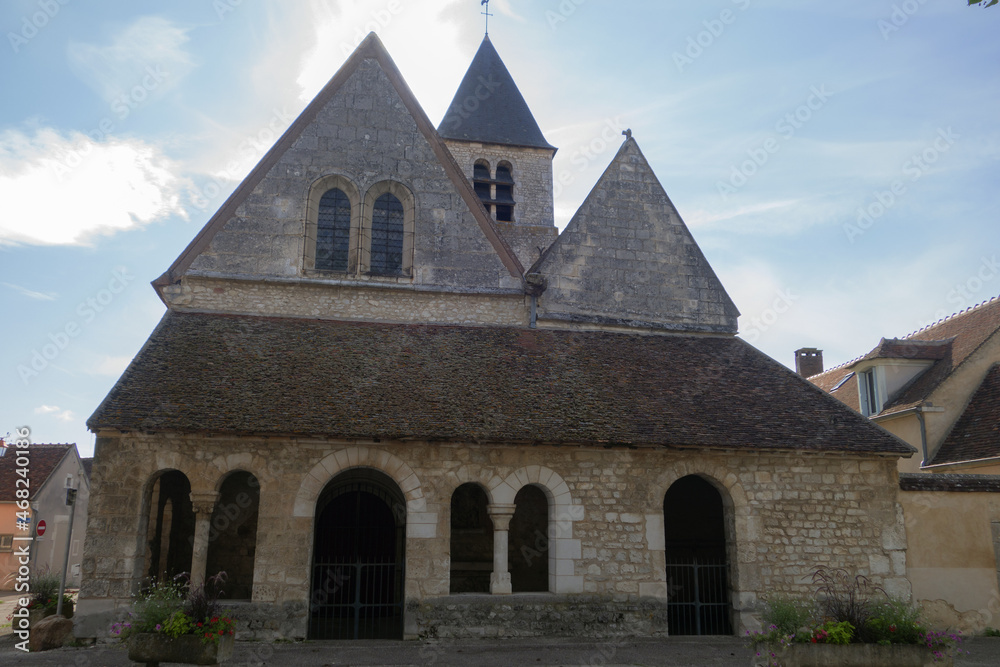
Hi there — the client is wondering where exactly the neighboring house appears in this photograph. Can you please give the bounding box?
[808,296,1000,474]
[0,443,91,591]
[805,297,1000,632]
[78,33,917,642]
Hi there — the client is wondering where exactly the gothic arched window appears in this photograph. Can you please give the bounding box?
[370,193,405,275]
[316,188,351,272]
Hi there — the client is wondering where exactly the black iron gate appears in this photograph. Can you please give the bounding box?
[665,553,732,635]
[309,558,403,639]
[310,473,405,640]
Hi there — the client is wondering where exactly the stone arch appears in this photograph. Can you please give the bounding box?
[140,468,195,581]
[441,465,497,506]
[206,469,260,599]
[304,173,363,273]
[360,180,415,276]
[293,446,426,518]
[496,466,582,594]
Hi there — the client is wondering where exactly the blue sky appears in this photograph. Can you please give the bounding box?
[1,1,997,457]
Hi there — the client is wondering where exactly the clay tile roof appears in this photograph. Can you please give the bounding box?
[88,312,913,456]
[0,444,72,502]
[810,296,1000,415]
[437,35,555,150]
[929,363,1000,465]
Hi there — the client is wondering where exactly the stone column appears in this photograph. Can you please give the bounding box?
[487,504,516,595]
[189,492,220,591]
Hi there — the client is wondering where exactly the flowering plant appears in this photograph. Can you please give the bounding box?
[110,571,235,646]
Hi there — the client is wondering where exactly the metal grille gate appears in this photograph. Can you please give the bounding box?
[310,475,404,640]
[665,553,732,635]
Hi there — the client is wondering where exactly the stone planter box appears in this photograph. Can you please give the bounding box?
[127,632,235,666]
[751,643,950,667]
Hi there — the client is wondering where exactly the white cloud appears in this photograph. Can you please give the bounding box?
[56,410,76,423]
[2,282,57,300]
[34,405,61,415]
[0,128,187,246]
[33,404,75,422]
[67,16,193,104]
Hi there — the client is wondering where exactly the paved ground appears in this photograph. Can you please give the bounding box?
[1,634,999,667]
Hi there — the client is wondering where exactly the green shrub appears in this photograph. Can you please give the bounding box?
[762,597,812,637]
[866,597,925,644]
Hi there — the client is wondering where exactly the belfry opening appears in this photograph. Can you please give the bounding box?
[309,469,405,640]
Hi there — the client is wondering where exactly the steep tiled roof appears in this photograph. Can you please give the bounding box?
[900,472,1000,492]
[930,364,1000,465]
[811,297,1000,416]
[88,312,912,456]
[0,444,72,502]
[438,36,555,150]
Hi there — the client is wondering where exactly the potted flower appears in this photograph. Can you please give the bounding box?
[747,567,968,666]
[111,571,236,666]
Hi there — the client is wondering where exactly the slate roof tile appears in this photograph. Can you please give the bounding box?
[0,444,72,502]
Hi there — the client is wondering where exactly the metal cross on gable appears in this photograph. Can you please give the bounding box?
[481,0,493,35]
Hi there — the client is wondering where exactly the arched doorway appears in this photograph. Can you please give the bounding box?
[663,475,733,635]
[309,468,405,639]
[449,483,493,593]
[143,470,195,581]
[509,485,549,592]
[206,471,259,600]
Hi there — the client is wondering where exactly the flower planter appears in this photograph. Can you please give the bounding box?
[127,632,235,666]
[751,643,951,667]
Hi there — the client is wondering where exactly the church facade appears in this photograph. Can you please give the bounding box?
[77,34,914,640]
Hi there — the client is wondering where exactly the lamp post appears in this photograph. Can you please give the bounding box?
[56,480,77,617]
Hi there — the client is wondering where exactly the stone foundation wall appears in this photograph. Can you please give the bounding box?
[76,435,908,639]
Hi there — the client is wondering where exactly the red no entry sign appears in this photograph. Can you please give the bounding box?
[37,520,46,536]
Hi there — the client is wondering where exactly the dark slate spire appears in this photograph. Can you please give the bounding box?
[438,36,555,150]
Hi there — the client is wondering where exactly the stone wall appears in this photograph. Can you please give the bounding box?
[444,141,556,229]
[187,57,517,291]
[76,435,908,640]
[162,275,530,327]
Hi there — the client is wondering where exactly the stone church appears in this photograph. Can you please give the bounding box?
[78,33,915,640]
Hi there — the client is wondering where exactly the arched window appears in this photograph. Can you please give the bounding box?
[494,163,514,222]
[143,470,195,580]
[206,471,259,600]
[316,188,351,272]
[370,193,405,275]
[473,160,493,216]
[449,483,493,593]
[509,484,548,592]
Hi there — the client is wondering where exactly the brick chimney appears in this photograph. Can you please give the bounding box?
[794,348,823,377]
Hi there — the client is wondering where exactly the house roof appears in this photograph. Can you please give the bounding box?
[532,138,740,334]
[88,311,912,456]
[811,296,1000,417]
[900,471,1000,493]
[0,444,73,502]
[930,363,1000,465]
[154,32,523,290]
[437,35,555,150]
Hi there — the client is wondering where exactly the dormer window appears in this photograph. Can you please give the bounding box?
[859,368,882,417]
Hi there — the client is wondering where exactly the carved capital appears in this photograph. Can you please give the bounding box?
[487,503,516,531]
[189,492,220,517]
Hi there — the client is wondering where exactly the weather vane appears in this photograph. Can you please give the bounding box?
[481,0,493,35]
